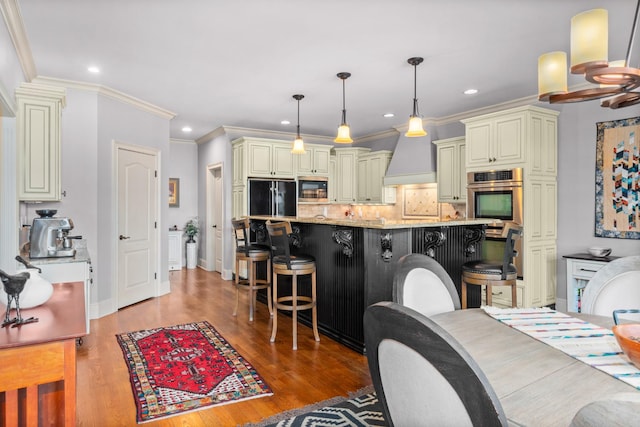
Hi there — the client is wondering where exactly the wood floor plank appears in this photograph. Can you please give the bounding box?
[76,268,372,426]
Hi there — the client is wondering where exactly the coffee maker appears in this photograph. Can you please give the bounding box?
[29,216,78,258]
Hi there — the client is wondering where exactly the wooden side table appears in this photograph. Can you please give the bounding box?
[0,282,86,426]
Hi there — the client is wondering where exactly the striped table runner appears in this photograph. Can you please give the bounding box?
[483,306,640,390]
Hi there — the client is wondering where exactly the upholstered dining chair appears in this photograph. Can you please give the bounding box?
[581,255,640,319]
[231,218,272,321]
[364,301,508,427]
[265,220,319,350]
[461,223,522,308]
[393,253,460,317]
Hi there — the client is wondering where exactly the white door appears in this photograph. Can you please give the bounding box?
[206,164,224,273]
[117,147,157,308]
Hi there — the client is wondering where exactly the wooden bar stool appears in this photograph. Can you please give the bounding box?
[232,218,272,321]
[265,220,319,350]
[461,224,522,308]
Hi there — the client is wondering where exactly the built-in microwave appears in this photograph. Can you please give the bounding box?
[298,176,329,202]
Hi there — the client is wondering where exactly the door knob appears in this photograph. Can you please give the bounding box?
[119,235,130,240]
[212,225,217,228]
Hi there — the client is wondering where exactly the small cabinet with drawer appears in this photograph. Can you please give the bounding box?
[564,254,618,313]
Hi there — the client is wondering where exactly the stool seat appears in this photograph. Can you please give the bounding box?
[266,220,319,350]
[462,261,517,277]
[232,218,272,321]
[272,254,315,267]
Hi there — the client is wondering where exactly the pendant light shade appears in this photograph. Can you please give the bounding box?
[334,72,353,143]
[538,1,640,109]
[291,94,306,154]
[405,57,427,137]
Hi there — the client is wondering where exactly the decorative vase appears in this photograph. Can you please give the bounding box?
[186,242,197,269]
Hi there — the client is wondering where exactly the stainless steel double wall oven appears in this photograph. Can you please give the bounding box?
[466,168,524,278]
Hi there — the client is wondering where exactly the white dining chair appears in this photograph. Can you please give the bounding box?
[581,255,640,320]
[392,253,460,317]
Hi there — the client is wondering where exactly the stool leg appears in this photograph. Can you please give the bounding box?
[248,259,255,322]
[233,257,240,317]
[461,276,467,309]
[270,274,278,343]
[311,269,319,342]
[511,283,517,308]
[292,273,298,350]
[486,284,492,307]
[266,259,273,316]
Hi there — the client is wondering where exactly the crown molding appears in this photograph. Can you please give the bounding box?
[0,0,36,81]
[170,138,196,144]
[32,76,176,119]
[354,128,399,144]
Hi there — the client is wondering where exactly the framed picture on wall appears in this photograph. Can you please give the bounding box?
[169,178,180,207]
[595,116,640,239]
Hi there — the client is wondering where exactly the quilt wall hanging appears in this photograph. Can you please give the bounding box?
[595,116,640,239]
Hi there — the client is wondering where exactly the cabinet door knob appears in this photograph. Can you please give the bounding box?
[119,235,130,240]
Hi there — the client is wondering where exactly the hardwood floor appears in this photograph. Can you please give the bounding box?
[76,268,372,426]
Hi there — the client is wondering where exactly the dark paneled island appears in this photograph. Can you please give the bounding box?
[249,216,492,353]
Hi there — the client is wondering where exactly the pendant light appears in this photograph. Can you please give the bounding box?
[538,1,640,109]
[291,94,306,154]
[334,72,353,143]
[405,57,427,137]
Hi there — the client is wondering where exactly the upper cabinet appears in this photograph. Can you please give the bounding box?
[334,147,369,204]
[244,137,295,178]
[357,150,395,204]
[461,106,559,174]
[16,83,66,201]
[296,144,331,176]
[433,137,465,203]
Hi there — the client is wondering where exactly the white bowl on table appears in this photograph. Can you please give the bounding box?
[588,247,612,257]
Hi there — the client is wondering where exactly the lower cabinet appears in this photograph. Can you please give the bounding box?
[168,230,183,270]
[37,261,92,333]
[563,254,617,313]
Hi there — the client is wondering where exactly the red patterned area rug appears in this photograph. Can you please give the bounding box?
[116,320,272,423]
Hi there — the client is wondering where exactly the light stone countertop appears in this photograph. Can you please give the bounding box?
[20,239,91,265]
[248,215,497,229]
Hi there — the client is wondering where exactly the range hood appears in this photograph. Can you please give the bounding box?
[383,133,437,186]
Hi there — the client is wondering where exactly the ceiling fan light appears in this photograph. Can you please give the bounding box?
[570,9,608,74]
[335,124,353,143]
[405,116,427,137]
[538,51,568,101]
[291,136,306,154]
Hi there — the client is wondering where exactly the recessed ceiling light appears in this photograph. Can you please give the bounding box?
[383,113,395,118]
[88,66,100,74]
[281,120,290,125]
[464,89,478,95]
[182,126,192,133]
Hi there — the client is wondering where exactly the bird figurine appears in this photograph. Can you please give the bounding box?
[0,269,38,327]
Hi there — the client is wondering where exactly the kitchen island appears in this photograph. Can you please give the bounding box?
[249,216,492,353]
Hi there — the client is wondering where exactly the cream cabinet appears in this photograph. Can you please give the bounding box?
[433,137,466,203]
[245,137,295,178]
[334,147,369,204]
[16,83,66,201]
[328,155,337,202]
[296,144,331,176]
[462,105,559,308]
[168,230,183,270]
[357,150,395,204]
[462,106,558,174]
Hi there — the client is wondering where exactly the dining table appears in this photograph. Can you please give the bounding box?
[430,308,639,427]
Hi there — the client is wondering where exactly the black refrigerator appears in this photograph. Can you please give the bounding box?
[248,178,297,216]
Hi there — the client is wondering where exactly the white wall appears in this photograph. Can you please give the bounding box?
[167,139,198,265]
[196,131,233,276]
[556,102,640,300]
